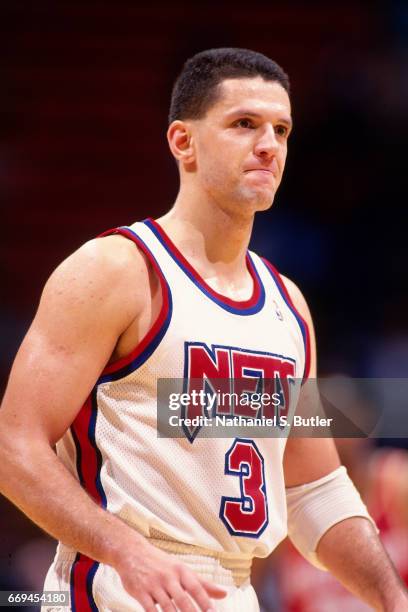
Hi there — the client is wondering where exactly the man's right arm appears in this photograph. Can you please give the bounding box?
[0,235,225,612]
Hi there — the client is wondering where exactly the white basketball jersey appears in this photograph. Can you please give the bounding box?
[55,218,310,607]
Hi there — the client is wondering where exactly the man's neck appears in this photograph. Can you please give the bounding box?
[158,198,253,260]
[155,192,256,297]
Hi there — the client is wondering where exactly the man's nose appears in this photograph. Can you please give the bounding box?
[254,125,279,158]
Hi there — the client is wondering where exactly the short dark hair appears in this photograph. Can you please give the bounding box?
[169,47,290,124]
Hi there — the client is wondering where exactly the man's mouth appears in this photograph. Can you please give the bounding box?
[244,168,276,177]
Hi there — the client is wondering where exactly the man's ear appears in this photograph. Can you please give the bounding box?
[167,120,195,165]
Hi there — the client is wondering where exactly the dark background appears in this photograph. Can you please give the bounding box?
[1,0,407,603]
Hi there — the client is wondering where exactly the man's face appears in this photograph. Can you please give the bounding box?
[189,76,292,217]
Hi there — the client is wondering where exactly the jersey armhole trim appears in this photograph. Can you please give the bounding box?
[96,226,173,383]
[261,258,311,382]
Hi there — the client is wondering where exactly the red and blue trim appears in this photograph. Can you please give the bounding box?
[69,390,105,611]
[68,225,173,610]
[71,392,107,505]
[69,553,99,612]
[261,258,311,382]
[144,218,265,316]
[96,226,173,384]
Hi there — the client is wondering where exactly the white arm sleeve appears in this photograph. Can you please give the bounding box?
[286,465,378,570]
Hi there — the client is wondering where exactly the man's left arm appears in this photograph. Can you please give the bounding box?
[282,275,408,611]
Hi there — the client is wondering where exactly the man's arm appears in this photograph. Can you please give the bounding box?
[0,236,225,612]
[282,275,408,611]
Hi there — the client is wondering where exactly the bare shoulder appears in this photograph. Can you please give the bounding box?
[0,234,153,444]
[41,234,150,333]
[279,274,313,327]
[50,234,147,292]
[279,274,317,377]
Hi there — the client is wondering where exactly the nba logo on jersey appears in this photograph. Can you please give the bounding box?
[273,299,284,321]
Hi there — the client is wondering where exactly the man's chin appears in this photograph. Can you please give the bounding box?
[237,184,274,203]
[250,191,276,213]
[220,187,276,219]
[236,198,275,221]
[257,196,275,211]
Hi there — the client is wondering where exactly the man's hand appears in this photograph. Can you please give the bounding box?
[116,539,227,611]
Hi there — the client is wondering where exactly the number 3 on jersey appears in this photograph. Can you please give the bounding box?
[220,438,269,537]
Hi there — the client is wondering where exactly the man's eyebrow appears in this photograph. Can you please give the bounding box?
[226,108,293,128]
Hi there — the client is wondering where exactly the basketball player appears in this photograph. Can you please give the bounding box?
[0,49,407,611]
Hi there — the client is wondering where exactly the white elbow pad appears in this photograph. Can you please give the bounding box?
[286,465,377,570]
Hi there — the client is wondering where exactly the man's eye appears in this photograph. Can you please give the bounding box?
[236,118,254,129]
[275,125,288,137]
